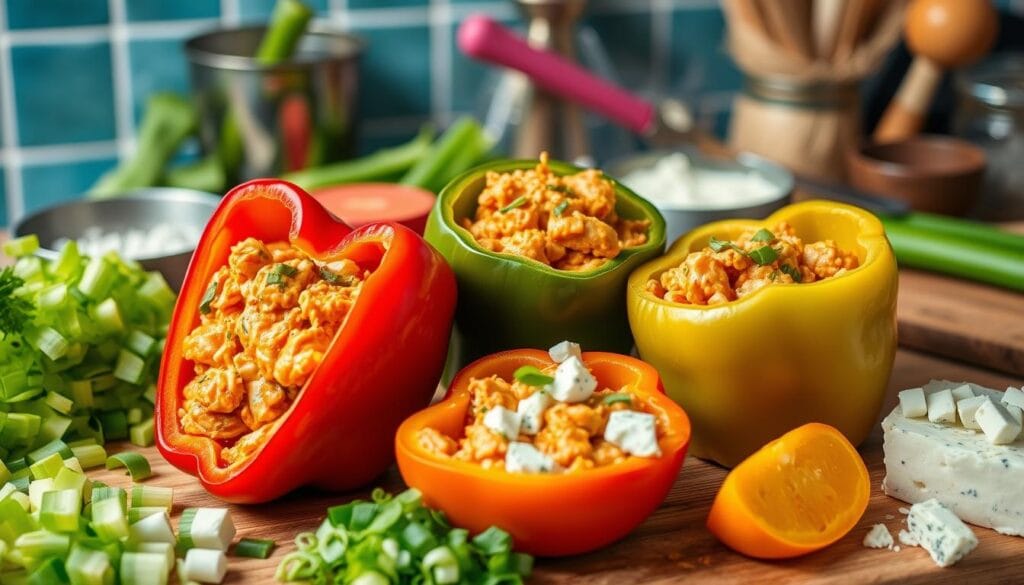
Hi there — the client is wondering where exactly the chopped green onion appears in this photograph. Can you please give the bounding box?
[546,184,575,196]
[120,551,171,585]
[233,538,275,559]
[105,452,152,481]
[472,526,513,555]
[178,508,235,552]
[708,236,742,253]
[44,391,75,415]
[97,411,128,441]
[91,496,129,541]
[131,542,175,576]
[266,272,284,287]
[553,200,570,217]
[27,439,73,463]
[747,245,778,266]
[40,489,81,532]
[602,393,632,406]
[129,506,170,524]
[780,264,802,282]
[71,444,108,470]
[423,546,460,584]
[751,228,775,242]
[498,196,528,214]
[513,366,554,387]
[114,350,147,385]
[275,263,298,277]
[184,548,227,583]
[131,486,173,511]
[128,511,176,545]
[67,544,115,585]
[30,453,66,480]
[15,529,70,559]
[129,418,155,447]
[199,281,217,315]
[126,330,156,357]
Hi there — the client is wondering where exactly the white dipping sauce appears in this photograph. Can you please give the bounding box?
[621,153,780,210]
[54,223,203,260]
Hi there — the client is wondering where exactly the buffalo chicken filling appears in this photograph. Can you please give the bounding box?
[419,342,664,473]
[647,222,860,306]
[462,153,650,271]
[180,238,366,465]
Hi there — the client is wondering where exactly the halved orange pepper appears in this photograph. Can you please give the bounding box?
[395,349,691,557]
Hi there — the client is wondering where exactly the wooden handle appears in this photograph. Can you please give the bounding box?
[874,57,943,143]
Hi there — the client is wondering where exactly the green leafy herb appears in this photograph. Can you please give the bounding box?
[319,266,358,287]
[780,264,802,282]
[708,236,744,254]
[0,267,34,334]
[546,184,575,197]
[602,393,632,406]
[751,228,775,243]
[266,272,284,287]
[769,270,780,282]
[275,263,298,277]
[747,245,778,266]
[553,200,570,217]
[513,365,554,387]
[498,196,527,214]
[276,488,532,584]
[199,280,217,315]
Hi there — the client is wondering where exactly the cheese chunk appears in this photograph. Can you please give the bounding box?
[547,340,582,364]
[956,395,988,430]
[1003,386,1024,411]
[883,380,1024,536]
[516,391,552,435]
[604,411,661,457]
[898,529,918,547]
[1006,404,1023,426]
[549,356,597,403]
[483,406,520,440]
[898,388,927,418]
[975,398,1021,445]
[907,499,977,567]
[862,524,893,549]
[926,389,956,424]
[950,384,974,402]
[505,442,557,473]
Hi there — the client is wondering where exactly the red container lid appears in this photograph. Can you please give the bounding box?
[311,183,436,235]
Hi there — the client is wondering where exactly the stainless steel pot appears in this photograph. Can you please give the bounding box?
[185,25,363,182]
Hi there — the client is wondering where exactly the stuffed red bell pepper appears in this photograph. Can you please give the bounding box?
[156,179,457,503]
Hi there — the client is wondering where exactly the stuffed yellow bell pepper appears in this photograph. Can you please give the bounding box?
[627,200,898,467]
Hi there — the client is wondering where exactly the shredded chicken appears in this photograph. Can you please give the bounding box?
[180,238,368,465]
[461,152,649,271]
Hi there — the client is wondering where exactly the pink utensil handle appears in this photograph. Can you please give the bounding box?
[457,13,656,135]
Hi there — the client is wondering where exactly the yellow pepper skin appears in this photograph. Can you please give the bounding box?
[627,200,898,467]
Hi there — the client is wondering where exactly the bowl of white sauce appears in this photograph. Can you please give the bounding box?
[609,149,793,245]
[13,188,220,291]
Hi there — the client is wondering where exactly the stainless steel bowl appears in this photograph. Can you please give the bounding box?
[186,24,364,182]
[608,148,794,245]
[12,188,220,291]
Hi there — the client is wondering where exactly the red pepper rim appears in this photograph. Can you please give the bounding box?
[157,179,412,485]
[396,349,692,484]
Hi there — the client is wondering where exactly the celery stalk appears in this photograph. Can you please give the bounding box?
[400,117,492,193]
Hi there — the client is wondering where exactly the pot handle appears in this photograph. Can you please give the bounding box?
[457,14,655,135]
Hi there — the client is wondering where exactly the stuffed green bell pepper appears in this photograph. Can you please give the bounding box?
[425,155,666,366]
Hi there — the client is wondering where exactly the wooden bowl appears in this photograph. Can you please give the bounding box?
[847,136,986,216]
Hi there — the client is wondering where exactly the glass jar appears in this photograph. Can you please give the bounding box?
[954,53,1024,220]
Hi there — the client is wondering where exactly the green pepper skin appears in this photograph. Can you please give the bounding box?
[425,159,666,365]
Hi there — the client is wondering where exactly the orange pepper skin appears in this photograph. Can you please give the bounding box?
[395,350,691,557]
[156,179,457,503]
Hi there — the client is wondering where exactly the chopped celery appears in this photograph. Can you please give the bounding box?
[120,551,171,585]
[29,453,65,480]
[113,351,146,385]
[129,419,155,448]
[44,392,74,416]
[70,444,107,470]
[126,331,156,357]
[91,497,129,541]
[77,257,116,301]
[40,489,81,532]
[27,439,73,464]
[3,235,39,258]
[128,506,168,524]
[130,486,173,511]
[24,326,69,361]
[66,544,114,585]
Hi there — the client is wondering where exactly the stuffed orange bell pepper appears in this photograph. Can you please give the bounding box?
[395,348,690,556]
[156,179,457,503]
[627,200,898,468]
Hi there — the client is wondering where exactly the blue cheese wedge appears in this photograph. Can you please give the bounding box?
[516,391,552,435]
[483,406,521,440]
[862,524,894,549]
[505,442,558,473]
[906,499,978,567]
[549,356,597,403]
[604,411,661,457]
[883,380,1024,536]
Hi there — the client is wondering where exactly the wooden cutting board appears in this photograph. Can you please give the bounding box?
[87,349,1022,584]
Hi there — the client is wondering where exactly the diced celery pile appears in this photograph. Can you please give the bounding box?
[0,235,175,465]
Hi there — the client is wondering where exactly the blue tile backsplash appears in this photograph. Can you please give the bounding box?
[2,0,1018,226]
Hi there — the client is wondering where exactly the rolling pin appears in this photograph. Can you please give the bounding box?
[873,0,997,143]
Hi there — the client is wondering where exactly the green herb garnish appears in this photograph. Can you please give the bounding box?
[0,267,34,334]
[708,237,744,254]
[513,365,554,387]
[275,263,298,277]
[546,184,575,197]
[499,196,527,213]
[780,264,802,281]
[266,272,284,287]
[747,245,778,266]
[319,266,358,287]
[751,228,775,243]
[199,280,217,314]
[602,393,632,406]
[553,200,570,217]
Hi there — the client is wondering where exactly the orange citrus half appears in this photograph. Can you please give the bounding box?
[706,422,870,559]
